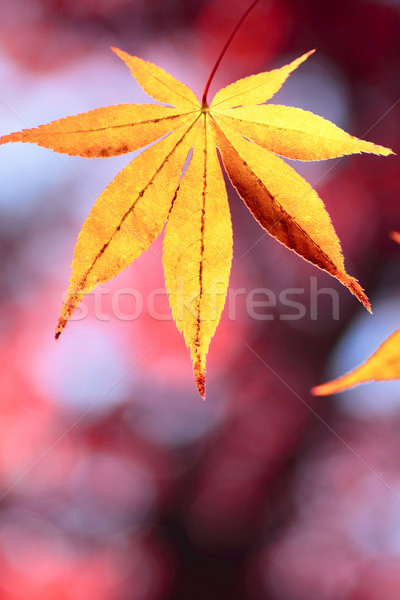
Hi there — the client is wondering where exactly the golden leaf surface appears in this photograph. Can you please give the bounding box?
[163,119,233,397]
[312,330,400,396]
[0,48,393,397]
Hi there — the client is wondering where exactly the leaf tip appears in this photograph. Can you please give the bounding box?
[310,376,356,396]
[297,49,316,65]
[55,318,66,341]
[55,291,82,341]
[357,139,395,157]
[365,299,373,314]
[346,276,371,313]
[111,46,133,63]
[280,49,316,83]
[374,145,395,157]
[195,372,206,400]
[0,133,20,146]
[310,383,330,396]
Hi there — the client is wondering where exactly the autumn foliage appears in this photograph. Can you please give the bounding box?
[0,44,393,397]
[1,0,400,598]
[312,330,400,395]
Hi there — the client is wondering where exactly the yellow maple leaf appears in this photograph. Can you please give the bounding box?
[312,329,400,396]
[0,41,393,398]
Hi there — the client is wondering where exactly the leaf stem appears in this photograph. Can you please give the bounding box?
[201,0,261,108]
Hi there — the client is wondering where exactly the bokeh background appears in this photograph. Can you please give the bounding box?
[0,0,400,598]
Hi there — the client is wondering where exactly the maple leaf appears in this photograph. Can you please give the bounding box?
[312,232,400,396]
[0,18,393,398]
[312,329,400,396]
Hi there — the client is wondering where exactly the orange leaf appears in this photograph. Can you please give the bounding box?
[211,117,370,310]
[0,105,188,157]
[312,330,400,396]
[0,46,393,398]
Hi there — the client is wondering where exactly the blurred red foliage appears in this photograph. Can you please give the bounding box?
[0,0,400,598]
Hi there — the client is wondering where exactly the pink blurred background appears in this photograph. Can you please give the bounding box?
[0,0,400,598]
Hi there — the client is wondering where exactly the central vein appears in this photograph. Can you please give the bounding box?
[195,114,208,351]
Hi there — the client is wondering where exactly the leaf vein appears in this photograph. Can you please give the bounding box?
[78,116,200,291]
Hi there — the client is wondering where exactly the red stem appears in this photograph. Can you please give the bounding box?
[201,0,261,107]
